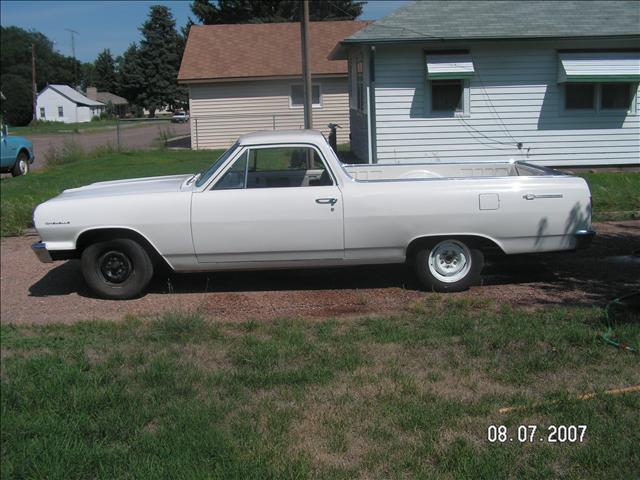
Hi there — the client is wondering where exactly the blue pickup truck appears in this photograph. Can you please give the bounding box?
[1,124,35,176]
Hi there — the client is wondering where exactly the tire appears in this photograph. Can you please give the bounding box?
[11,151,29,177]
[414,239,484,292]
[81,238,154,299]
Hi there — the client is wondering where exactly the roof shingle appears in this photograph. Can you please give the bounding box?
[178,20,370,83]
[345,0,640,43]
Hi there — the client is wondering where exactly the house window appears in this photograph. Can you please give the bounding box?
[431,80,463,112]
[58,106,64,117]
[39,107,45,118]
[601,83,632,110]
[356,56,364,112]
[565,83,595,110]
[290,84,321,108]
[563,83,636,112]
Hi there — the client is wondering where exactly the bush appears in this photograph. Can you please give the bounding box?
[0,73,33,126]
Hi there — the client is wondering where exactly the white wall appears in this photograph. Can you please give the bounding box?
[36,89,79,123]
[188,77,351,149]
[359,40,640,166]
[36,88,102,123]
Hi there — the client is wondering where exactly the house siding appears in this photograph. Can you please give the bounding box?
[369,41,640,166]
[36,89,79,123]
[188,77,350,149]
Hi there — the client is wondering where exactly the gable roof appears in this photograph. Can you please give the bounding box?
[343,0,640,44]
[43,84,104,107]
[94,91,128,105]
[178,20,370,83]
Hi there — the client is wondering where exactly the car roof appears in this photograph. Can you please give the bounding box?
[238,129,326,146]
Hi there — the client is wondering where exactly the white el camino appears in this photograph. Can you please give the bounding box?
[32,130,594,299]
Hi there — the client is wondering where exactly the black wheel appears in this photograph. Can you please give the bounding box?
[81,238,154,299]
[414,239,484,292]
[11,151,29,177]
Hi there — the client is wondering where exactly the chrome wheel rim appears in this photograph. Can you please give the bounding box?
[98,250,133,284]
[428,240,471,283]
[18,159,28,175]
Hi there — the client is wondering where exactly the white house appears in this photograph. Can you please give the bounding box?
[331,0,640,167]
[178,21,369,149]
[36,84,105,123]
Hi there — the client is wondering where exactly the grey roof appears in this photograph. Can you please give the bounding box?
[94,91,128,105]
[45,84,104,107]
[346,0,640,43]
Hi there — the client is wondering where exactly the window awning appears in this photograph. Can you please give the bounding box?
[558,52,640,83]
[426,54,475,80]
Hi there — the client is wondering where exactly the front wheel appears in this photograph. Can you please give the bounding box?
[81,238,154,299]
[11,151,29,177]
[414,239,484,292]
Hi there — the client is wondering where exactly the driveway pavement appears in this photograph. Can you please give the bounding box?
[27,122,190,170]
[1,221,638,325]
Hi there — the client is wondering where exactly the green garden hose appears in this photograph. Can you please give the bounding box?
[602,291,639,353]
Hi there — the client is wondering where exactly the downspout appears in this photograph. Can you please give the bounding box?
[367,45,377,164]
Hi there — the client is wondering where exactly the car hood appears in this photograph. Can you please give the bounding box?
[55,174,194,200]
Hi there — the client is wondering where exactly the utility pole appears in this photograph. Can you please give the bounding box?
[66,28,79,81]
[300,0,313,129]
[31,43,37,122]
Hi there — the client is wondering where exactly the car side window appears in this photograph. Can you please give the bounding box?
[212,151,248,190]
[246,146,333,189]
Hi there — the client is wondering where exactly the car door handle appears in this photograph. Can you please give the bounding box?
[316,198,338,205]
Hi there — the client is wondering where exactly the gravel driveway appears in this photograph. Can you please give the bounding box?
[27,122,190,170]
[1,221,638,325]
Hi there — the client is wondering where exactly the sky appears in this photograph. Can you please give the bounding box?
[0,0,410,62]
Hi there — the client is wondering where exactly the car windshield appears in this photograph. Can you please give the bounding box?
[195,142,239,187]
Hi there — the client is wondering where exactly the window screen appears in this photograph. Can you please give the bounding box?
[431,80,463,112]
[290,85,321,106]
[601,83,632,109]
[58,106,64,117]
[565,83,595,109]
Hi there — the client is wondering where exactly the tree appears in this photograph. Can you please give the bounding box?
[94,49,117,92]
[0,74,33,125]
[137,5,186,117]
[0,26,83,125]
[190,0,365,24]
[116,43,144,106]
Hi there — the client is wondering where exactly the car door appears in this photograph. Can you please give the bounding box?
[191,144,344,264]
[0,129,14,168]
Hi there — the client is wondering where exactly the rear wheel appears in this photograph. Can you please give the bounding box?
[81,238,154,299]
[414,239,484,292]
[11,151,29,177]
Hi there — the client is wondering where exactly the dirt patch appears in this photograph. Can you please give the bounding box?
[1,221,638,325]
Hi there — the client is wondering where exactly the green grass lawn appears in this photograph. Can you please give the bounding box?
[0,148,638,237]
[578,172,640,221]
[8,118,171,136]
[2,299,639,478]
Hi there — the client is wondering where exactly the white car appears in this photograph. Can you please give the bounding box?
[32,130,594,299]
[171,111,189,123]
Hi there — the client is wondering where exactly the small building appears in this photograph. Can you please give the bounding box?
[331,0,640,166]
[178,20,369,149]
[85,87,128,117]
[36,84,105,123]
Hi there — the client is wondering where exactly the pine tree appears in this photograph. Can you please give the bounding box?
[137,5,185,117]
[94,49,117,92]
[116,43,144,107]
[191,0,365,24]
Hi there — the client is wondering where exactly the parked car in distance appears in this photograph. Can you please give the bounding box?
[31,129,594,300]
[1,124,35,176]
[171,111,189,123]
